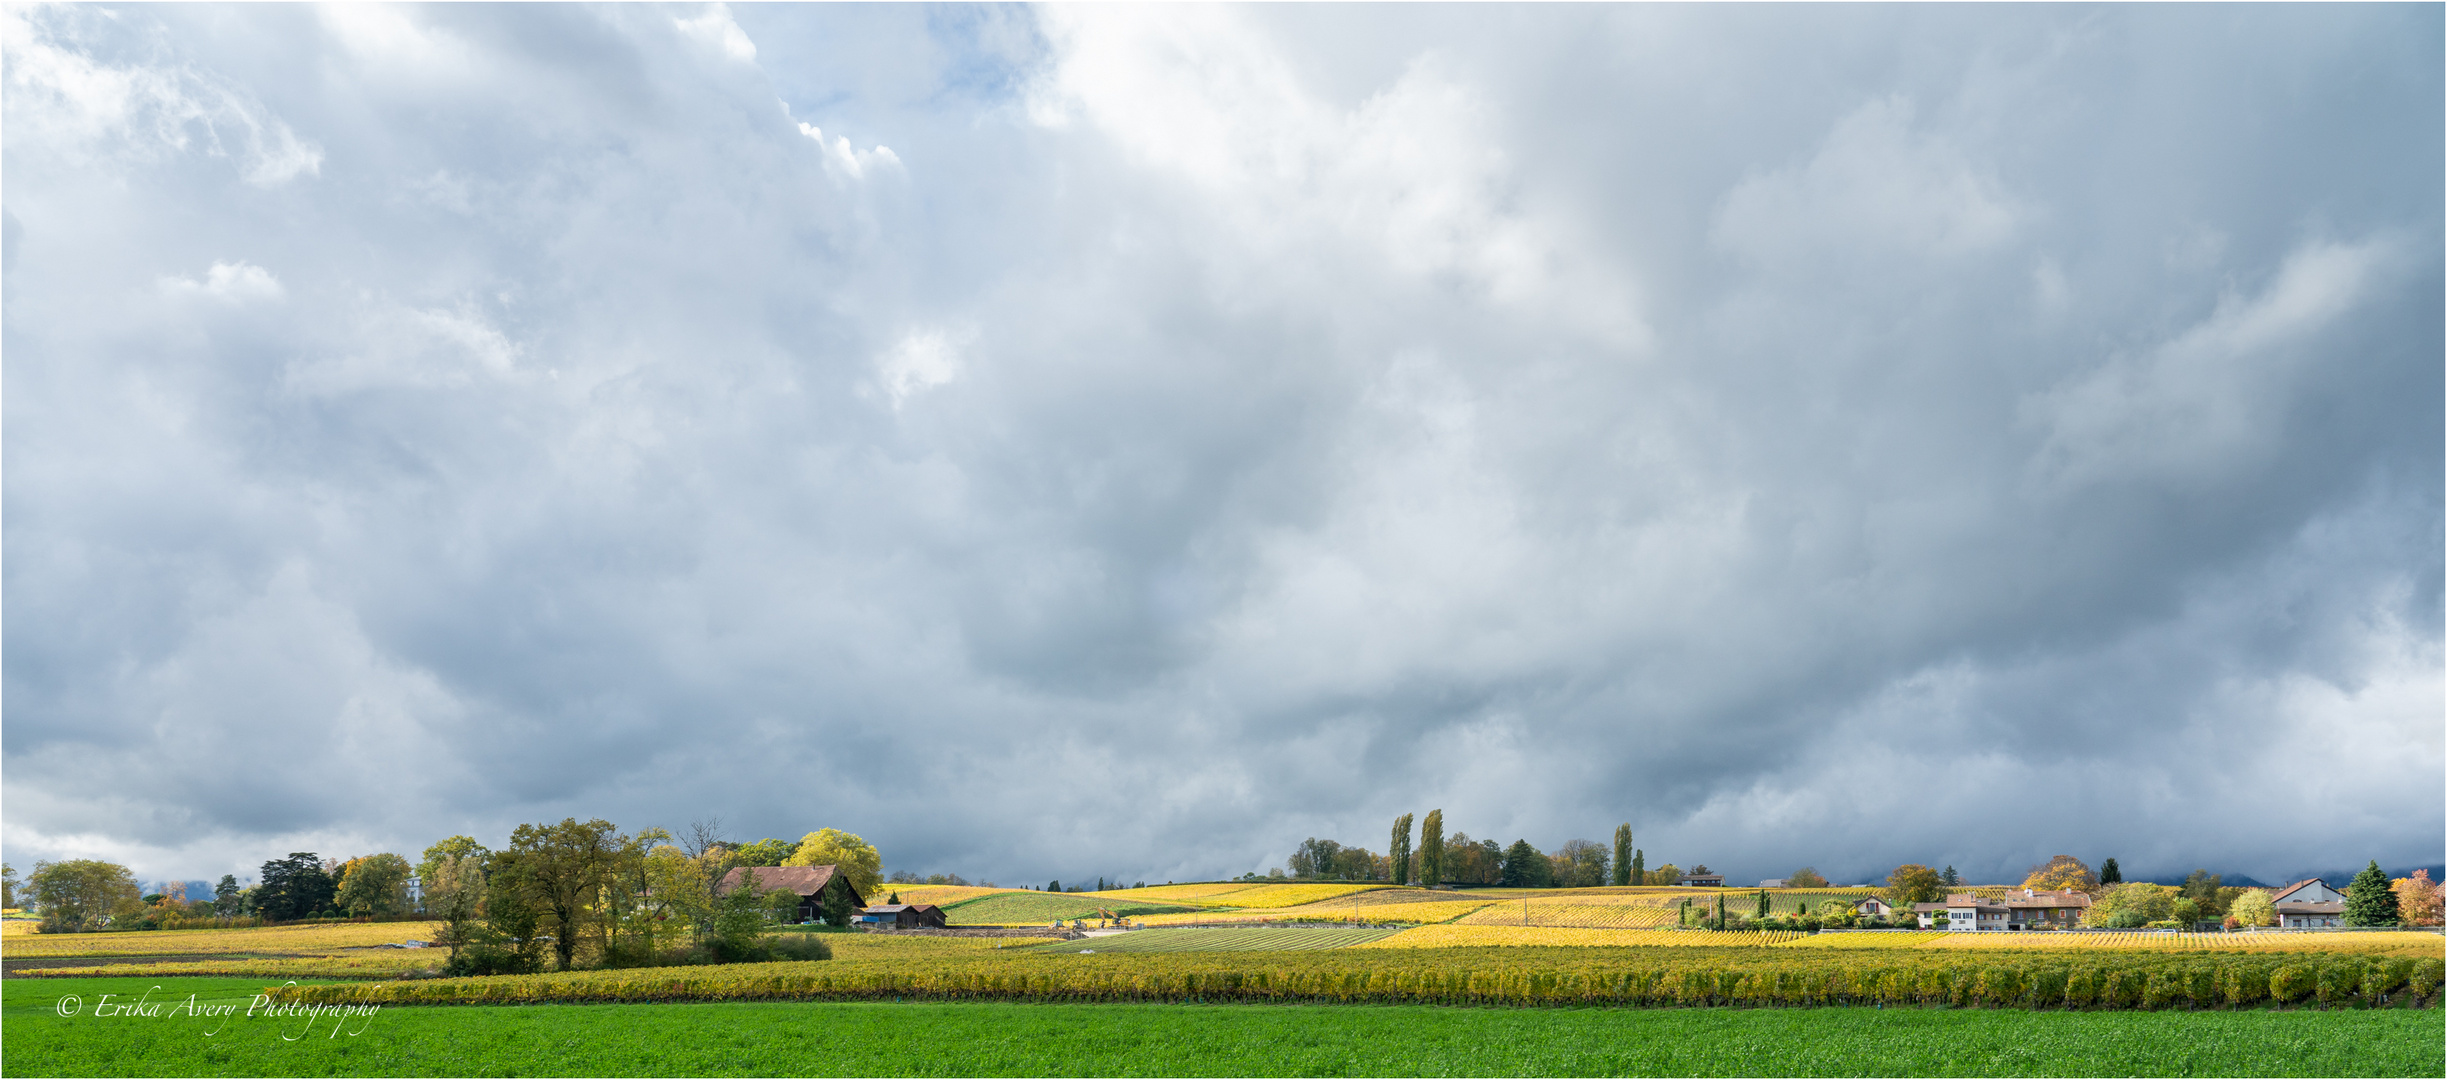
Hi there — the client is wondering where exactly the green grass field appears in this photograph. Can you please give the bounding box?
[1048,927,1406,952]
[941,892,1198,925]
[5,976,2437,1077]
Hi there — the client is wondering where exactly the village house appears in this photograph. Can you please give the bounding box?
[1854,896,1894,918]
[716,864,865,923]
[2268,878,2346,928]
[1759,878,1788,889]
[1914,888,2091,930]
[1681,870,1726,887]
[855,903,949,929]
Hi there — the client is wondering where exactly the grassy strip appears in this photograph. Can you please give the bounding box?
[268,945,2445,1011]
[5,975,2439,1077]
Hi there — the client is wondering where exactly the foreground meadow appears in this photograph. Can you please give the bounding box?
[5,975,2438,1078]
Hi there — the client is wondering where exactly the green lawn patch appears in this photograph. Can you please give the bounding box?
[6,976,2439,1077]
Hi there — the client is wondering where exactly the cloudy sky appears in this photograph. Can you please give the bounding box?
[5,3,2440,890]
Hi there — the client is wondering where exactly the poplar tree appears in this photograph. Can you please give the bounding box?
[1612,824,1633,887]
[1632,849,1645,886]
[1419,810,1445,887]
[2343,861,2401,926]
[1390,814,1415,887]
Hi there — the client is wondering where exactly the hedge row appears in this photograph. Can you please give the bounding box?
[273,946,2444,1011]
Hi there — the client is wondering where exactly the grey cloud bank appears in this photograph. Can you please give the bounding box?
[3,3,2438,889]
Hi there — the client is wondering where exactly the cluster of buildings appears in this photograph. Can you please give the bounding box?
[1845,877,2354,931]
[717,864,948,929]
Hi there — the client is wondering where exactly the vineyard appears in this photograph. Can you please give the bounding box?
[0,920,447,958]
[1038,927,1405,952]
[1363,927,1806,948]
[1457,897,1682,928]
[939,893,1198,925]
[272,944,2446,1011]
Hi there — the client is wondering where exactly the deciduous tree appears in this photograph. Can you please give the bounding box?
[424,851,488,962]
[2342,861,2400,926]
[506,817,623,970]
[1389,814,1414,887]
[787,829,882,896]
[2391,870,2442,927]
[1612,825,1633,887]
[1786,867,1828,889]
[2226,888,2275,928]
[1886,864,1943,908]
[1419,810,1445,887]
[730,838,796,867]
[2084,882,2175,928]
[2022,855,2097,893]
[1554,839,1608,888]
[333,853,414,917]
[1631,849,1645,886]
[27,859,140,931]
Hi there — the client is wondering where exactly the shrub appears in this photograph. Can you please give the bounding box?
[2270,965,2314,1004]
[2315,961,2360,1008]
[2219,961,2267,1007]
[2407,958,2444,1004]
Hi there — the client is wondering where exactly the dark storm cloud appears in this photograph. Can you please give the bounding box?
[3,3,2437,888]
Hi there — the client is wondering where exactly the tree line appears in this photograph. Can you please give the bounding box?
[11,819,898,973]
[1285,816,1707,889]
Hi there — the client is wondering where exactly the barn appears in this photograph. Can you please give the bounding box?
[855,903,949,929]
[716,864,866,923]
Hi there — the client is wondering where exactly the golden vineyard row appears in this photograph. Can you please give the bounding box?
[275,947,2444,1011]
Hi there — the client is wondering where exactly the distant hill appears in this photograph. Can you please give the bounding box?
[2143,865,2445,889]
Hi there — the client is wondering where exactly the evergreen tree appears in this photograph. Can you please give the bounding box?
[1612,825,1633,887]
[2099,858,2121,885]
[1501,840,1550,888]
[1632,849,1645,886]
[1756,890,1770,918]
[2343,861,2401,927]
[1941,865,1960,888]
[1715,892,1727,929]
[1390,814,1415,887]
[1419,810,1445,887]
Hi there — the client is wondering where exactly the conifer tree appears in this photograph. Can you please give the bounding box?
[1612,824,1633,887]
[1418,810,1445,887]
[1390,814,1415,887]
[2344,860,2401,926]
[1942,865,1960,887]
[2099,858,2121,885]
[1756,890,1770,918]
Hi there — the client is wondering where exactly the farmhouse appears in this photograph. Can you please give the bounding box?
[717,864,865,923]
[2268,878,2346,928]
[2004,888,2091,929]
[1681,871,1726,887]
[856,903,949,929]
[1854,896,1894,918]
[1914,889,2090,930]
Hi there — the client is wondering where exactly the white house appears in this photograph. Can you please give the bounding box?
[2269,879,2346,928]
